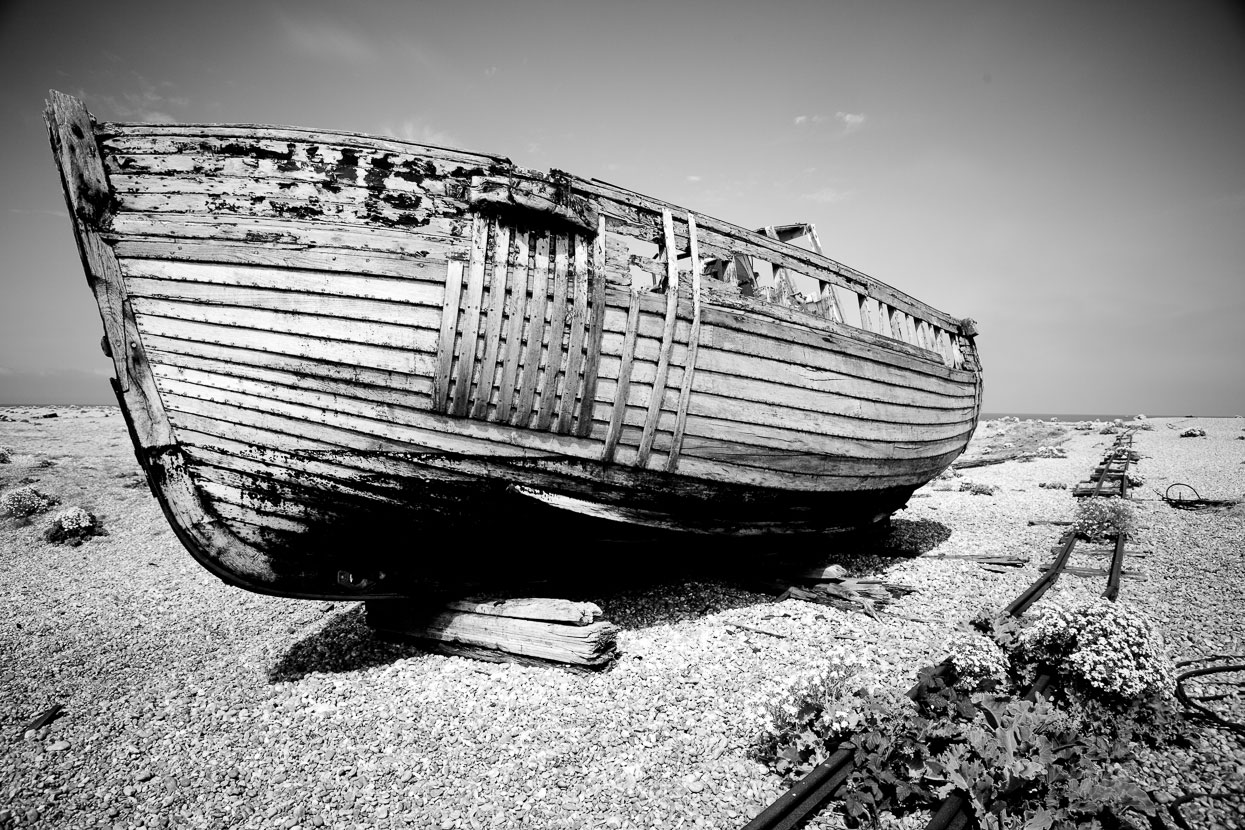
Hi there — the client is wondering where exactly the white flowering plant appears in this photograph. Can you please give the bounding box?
[1,485,56,520]
[1019,599,1175,701]
[944,632,1009,691]
[755,647,874,777]
[43,506,100,545]
[1072,498,1135,541]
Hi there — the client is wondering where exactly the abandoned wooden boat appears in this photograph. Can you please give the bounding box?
[46,90,982,599]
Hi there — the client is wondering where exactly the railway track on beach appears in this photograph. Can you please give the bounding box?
[742,430,1141,830]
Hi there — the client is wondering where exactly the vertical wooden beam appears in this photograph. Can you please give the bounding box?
[889,307,907,343]
[494,230,530,422]
[666,213,702,473]
[556,235,591,433]
[857,294,876,333]
[511,233,550,428]
[535,234,571,430]
[431,260,465,413]
[636,209,681,468]
[903,312,918,347]
[602,291,640,463]
[873,304,890,339]
[576,216,609,437]
[450,217,490,416]
[469,223,511,419]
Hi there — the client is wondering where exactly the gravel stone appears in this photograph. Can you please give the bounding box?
[3,408,1244,828]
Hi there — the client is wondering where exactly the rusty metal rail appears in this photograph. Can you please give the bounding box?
[741,430,1139,830]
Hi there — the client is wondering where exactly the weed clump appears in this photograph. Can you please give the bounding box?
[755,597,1178,827]
[1072,498,1135,541]
[1,485,56,520]
[959,482,996,496]
[43,507,102,545]
[0,445,13,464]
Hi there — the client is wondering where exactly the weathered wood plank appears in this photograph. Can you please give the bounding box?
[557,235,591,433]
[432,261,465,412]
[142,334,427,397]
[494,230,530,422]
[366,602,618,667]
[109,237,458,281]
[108,212,469,259]
[129,295,435,350]
[470,223,512,419]
[535,234,571,430]
[125,277,428,327]
[120,258,444,306]
[666,212,703,472]
[101,124,505,167]
[451,217,491,416]
[511,234,550,428]
[147,341,432,408]
[636,210,682,468]
[135,314,426,375]
[576,216,609,437]
[153,363,628,462]
[113,191,458,232]
[442,598,601,625]
[602,292,641,463]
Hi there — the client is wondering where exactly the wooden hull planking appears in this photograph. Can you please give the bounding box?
[45,91,983,599]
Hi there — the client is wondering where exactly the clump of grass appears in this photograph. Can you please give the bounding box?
[0,445,13,464]
[1039,481,1068,490]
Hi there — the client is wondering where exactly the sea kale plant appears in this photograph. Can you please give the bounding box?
[755,598,1179,828]
[1019,599,1175,701]
[755,646,871,777]
[1072,497,1135,542]
[0,485,56,520]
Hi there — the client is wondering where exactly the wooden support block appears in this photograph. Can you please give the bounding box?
[366,599,618,668]
[443,597,601,625]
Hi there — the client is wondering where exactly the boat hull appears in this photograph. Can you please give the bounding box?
[46,91,983,599]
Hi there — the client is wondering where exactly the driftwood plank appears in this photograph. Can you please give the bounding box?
[366,601,618,667]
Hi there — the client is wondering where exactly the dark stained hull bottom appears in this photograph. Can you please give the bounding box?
[182,481,915,601]
[124,430,921,602]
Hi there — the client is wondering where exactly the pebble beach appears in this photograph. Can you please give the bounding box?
[1,408,1243,829]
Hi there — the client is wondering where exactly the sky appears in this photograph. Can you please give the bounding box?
[1,0,1243,414]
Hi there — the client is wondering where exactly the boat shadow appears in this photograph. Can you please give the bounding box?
[267,517,950,683]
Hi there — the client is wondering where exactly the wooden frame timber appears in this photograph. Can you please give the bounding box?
[46,90,983,600]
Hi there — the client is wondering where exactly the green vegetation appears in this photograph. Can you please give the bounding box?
[756,598,1181,828]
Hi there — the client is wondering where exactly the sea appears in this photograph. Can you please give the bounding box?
[981,413,1149,422]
